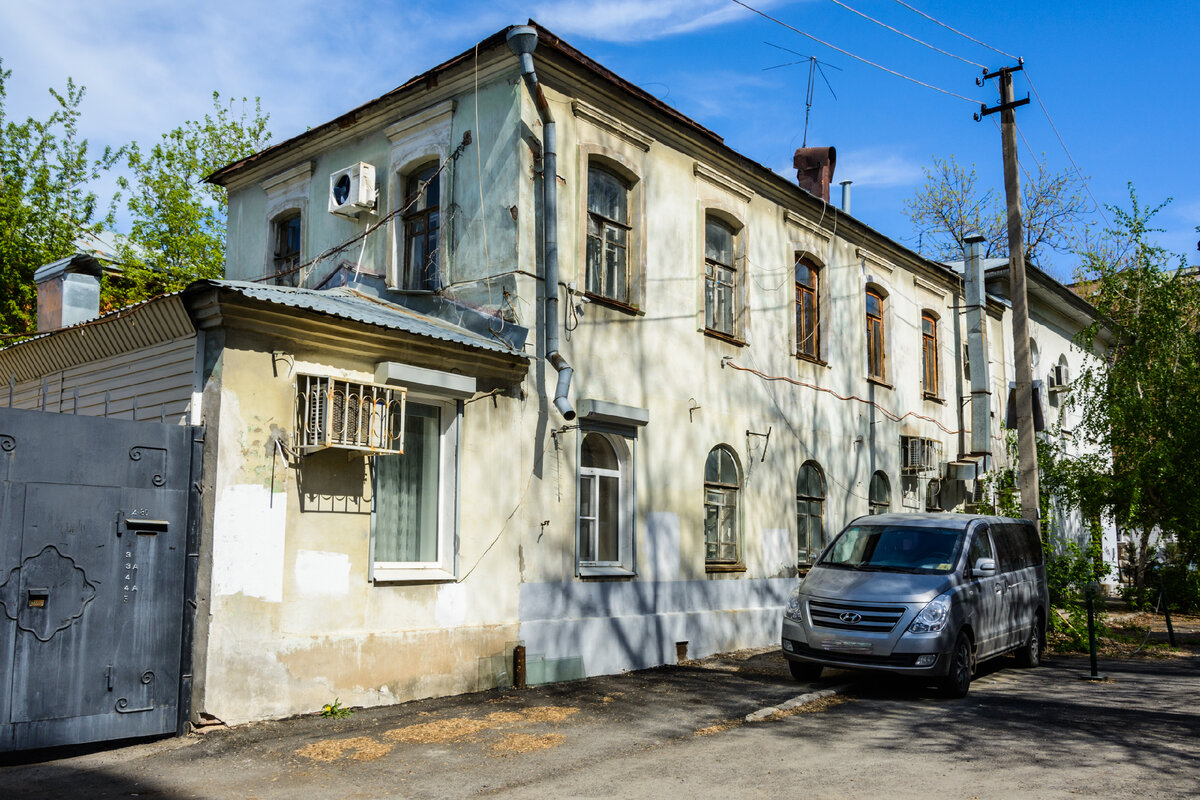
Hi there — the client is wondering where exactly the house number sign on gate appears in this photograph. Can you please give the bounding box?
[123,551,138,603]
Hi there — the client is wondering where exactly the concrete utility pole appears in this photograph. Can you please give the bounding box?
[978,63,1039,524]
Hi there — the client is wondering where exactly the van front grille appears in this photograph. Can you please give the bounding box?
[808,599,907,632]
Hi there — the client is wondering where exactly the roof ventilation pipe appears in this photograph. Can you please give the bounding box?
[507,25,575,421]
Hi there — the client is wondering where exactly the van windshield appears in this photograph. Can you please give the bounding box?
[818,525,964,574]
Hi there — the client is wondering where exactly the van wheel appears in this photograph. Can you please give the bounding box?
[938,633,972,698]
[789,660,823,681]
[1015,616,1042,668]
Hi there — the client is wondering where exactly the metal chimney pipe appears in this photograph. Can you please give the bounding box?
[840,180,852,214]
[964,234,991,457]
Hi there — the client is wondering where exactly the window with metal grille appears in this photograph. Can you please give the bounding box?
[293,374,406,455]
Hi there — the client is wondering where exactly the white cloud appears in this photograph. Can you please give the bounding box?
[837,149,924,188]
[533,0,797,43]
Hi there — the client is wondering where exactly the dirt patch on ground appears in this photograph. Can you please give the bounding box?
[763,695,853,721]
[519,706,578,724]
[694,720,740,737]
[489,733,565,755]
[295,736,394,762]
[383,718,493,743]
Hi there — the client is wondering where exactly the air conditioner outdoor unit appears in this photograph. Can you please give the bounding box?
[328,162,377,217]
[901,436,939,473]
[293,373,406,455]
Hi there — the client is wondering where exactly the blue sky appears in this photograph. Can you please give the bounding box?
[3,0,1197,280]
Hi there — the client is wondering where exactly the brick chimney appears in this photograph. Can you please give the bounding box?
[794,146,837,202]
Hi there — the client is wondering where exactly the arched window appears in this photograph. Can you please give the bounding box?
[402,162,440,290]
[704,445,742,566]
[704,216,738,337]
[271,211,302,287]
[795,256,820,360]
[921,312,939,397]
[866,288,886,381]
[869,471,891,515]
[586,164,631,303]
[578,432,623,565]
[797,461,825,563]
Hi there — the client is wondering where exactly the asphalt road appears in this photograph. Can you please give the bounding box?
[2,648,1197,799]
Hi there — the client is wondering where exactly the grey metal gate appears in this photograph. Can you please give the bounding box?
[0,407,201,751]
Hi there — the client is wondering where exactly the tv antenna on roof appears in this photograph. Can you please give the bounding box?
[764,42,841,148]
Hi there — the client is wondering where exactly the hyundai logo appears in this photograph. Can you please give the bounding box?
[839,612,863,624]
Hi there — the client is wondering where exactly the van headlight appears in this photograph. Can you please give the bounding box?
[908,593,952,633]
[784,584,804,622]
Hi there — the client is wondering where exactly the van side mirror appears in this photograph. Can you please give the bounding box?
[973,557,997,577]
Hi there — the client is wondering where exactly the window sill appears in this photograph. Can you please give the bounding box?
[797,354,828,368]
[372,565,457,583]
[578,564,637,579]
[584,292,644,316]
[867,377,893,390]
[923,393,945,404]
[703,329,746,347]
[705,561,747,574]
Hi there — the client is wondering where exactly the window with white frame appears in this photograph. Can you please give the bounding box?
[704,445,742,567]
[371,395,460,581]
[577,431,635,574]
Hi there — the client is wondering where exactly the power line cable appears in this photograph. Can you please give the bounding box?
[889,0,1019,61]
[827,0,986,69]
[729,0,980,105]
[253,131,473,284]
[1024,68,1109,225]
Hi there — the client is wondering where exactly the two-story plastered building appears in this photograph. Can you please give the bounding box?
[0,22,1110,729]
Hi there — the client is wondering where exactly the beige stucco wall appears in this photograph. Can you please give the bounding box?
[202,47,1021,724]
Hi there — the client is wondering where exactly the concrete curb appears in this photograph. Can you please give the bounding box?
[744,683,852,722]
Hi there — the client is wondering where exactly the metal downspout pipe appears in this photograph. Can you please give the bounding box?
[507,26,575,420]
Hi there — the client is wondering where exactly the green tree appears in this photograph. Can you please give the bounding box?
[108,93,270,307]
[1062,186,1200,603]
[0,59,122,336]
[903,154,1090,267]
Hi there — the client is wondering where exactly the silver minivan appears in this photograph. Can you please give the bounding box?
[781,513,1048,697]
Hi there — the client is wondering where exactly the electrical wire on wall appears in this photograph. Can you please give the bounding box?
[253,130,473,285]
